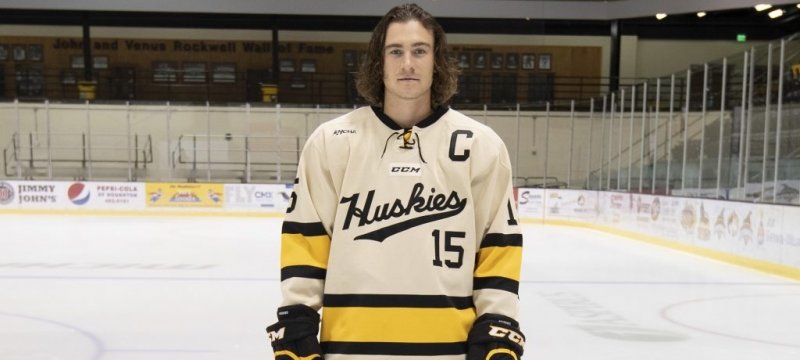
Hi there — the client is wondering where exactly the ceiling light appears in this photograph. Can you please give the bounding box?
[768,9,784,18]
[697,11,707,18]
[655,13,667,20]
[754,4,772,11]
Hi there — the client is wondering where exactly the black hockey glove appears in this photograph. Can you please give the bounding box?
[467,314,525,360]
[265,304,323,360]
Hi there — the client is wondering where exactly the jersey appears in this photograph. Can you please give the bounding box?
[278,106,523,360]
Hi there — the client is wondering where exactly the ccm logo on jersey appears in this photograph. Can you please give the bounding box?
[389,163,422,176]
[489,325,525,346]
[267,327,286,342]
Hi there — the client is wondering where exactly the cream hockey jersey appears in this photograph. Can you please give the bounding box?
[279,106,523,360]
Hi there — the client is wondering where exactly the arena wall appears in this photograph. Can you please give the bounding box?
[517,188,800,281]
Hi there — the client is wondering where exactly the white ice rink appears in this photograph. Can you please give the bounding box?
[1,214,799,360]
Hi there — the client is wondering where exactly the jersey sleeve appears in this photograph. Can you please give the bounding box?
[471,137,523,320]
[279,130,337,311]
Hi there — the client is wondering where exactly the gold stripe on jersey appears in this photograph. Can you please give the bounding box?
[321,307,475,343]
[321,341,467,357]
[280,232,331,269]
[474,245,522,281]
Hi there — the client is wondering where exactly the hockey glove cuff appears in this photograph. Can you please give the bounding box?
[467,314,525,360]
[266,304,323,360]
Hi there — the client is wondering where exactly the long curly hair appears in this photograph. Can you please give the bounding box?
[356,3,459,108]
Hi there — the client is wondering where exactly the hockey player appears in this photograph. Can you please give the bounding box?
[266,3,524,359]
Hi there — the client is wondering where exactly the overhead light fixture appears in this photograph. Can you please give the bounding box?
[768,8,784,18]
[754,4,772,11]
[655,13,667,20]
[697,11,707,18]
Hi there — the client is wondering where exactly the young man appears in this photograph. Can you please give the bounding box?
[266,4,524,360]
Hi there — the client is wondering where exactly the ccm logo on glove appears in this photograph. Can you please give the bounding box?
[489,325,525,347]
[267,327,286,342]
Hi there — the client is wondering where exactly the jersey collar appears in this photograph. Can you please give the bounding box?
[371,105,449,130]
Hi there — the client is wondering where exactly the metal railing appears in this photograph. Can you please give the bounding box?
[170,134,300,183]
[582,32,800,204]
[3,131,153,181]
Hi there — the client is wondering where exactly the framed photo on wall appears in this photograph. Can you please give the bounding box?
[13,45,26,61]
[16,64,44,96]
[182,62,207,83]
[70,56,107,69]
[506,53,518,70]
[473,52,486,69]
[93,56,108,69]
[490,53,504,70]
[457,52,470,69]
[300,59,316,73]
[61,70,77,85]
[0,44,7,61]
[538,53,552,70]
[343,50,356,70]
[359,51,367,67]
[290,74,307,89]
[28,44,43,61]
[152,61,177,83]
[280,59,295,73]
[71,55,84,69]
[521,53,535,70]
[212,62,236,83]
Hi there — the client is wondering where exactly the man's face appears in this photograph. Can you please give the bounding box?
[382,20,435,105]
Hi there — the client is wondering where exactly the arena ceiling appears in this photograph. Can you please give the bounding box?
[0,0,798,40]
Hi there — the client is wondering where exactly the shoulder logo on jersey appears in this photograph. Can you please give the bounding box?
[333,129,356,136]
[389,163,422,177]
[339,183,466,242]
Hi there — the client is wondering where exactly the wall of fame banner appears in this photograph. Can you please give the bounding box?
[145,183,224,208]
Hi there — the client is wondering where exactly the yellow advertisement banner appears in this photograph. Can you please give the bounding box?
[145,183,224,208]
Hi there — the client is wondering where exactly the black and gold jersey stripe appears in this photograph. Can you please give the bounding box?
[280,221,331,280]
[321,294,475,356]
[474,232,522,294]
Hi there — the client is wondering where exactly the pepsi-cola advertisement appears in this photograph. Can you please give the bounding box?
[66,182,144,209]
[0,181,144,210]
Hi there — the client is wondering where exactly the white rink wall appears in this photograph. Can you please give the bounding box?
[2,179,798,280]
[517,188,800,280]
[0,180,292,215]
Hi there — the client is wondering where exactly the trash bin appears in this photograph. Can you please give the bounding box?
[259,83,278,102]
[78,81,97,101]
